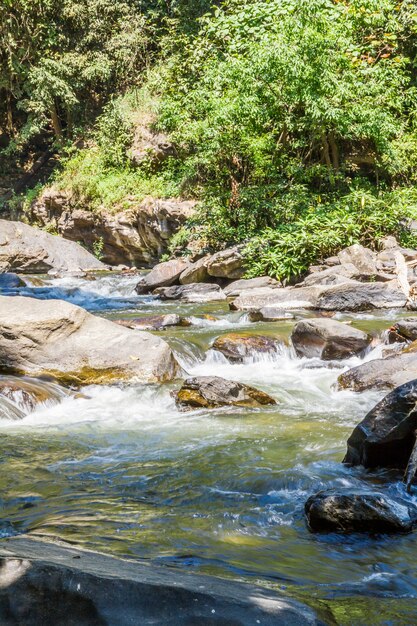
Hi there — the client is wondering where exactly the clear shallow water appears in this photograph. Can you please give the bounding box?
[2,274,417,624]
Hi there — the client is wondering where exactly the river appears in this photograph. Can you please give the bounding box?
[1,273,417,624]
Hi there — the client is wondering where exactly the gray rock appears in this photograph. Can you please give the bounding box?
[291,318,370,360]
[305,490,416,533]
[154,283,226,302]
[230,286,321,312]
[0,537,323,626]
[248,307,295,322]
[338,352,417,391]
[391,318,417,341]
[135,259,189,294]
[212,333,281,362]
[0,296,177,385]
[324,255,341,266]
[0,272,25,289]
[224,276,281,297]
[114,314,190,331]
[338,244,377,274]
[175,376,276,410]
[0,220,107,274]
[179,255,210,284]
[206,246,245,279]
[344,379,417,469]
[316,282,407,311]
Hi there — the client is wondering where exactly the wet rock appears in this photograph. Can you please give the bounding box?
[0,537,324,626]
[0,272,25,289]
[391,318,417,342]
[175,376,276,410]
[0,296,177,385]
[248,307,295,322]
[135,259,189,294]
[338,352,417,391]
[305,490,416,534]
[230,286,321,312]
[206,246,245,279]
[212,333,280,362]
[179,255,210,284]
[224,276,281,297]
[338,244,377,274]
[0,375,70,420]
[154,283,226,303]
[291,318,370,360]
[114,314,190,331]
[0,220,107,274]
[343,379,417,472]
[316,282,407,311]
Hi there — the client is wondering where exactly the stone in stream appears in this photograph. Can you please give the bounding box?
[316,282,407,311]
[305,490,416,534]
[175,376,276,411]
[337,351,417,391]
[0,272,26,289]
[224,276,281,297]
[154,282,227,303]
[114,314,191,331]
[0,219,108,274]
[135,258,190,294]
[0,296,177,385]
[291,318,371,360]
[0,536,325,626]
[390,318,417,342]
[230,286,321,312]
[248,307,295,322]
[0,375,70,419]
[212,333,281,362]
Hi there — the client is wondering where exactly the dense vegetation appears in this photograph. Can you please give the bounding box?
[2,0,417,279]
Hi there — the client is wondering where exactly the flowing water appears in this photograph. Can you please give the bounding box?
[2,274,417,624]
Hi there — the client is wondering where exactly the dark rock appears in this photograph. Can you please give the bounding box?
[305,490,416,533]
[0,272,25,289]
[175,376,276,410]
[391,318,417,342]
[135,259,189,294]
[344,379,417,471]
[212,333,281,362]
[316,282,407,311]
[248,307,295,322]
[291,318,371,360]
[338,353,417,391]
[154,283,226,302]
[114,314,190,331]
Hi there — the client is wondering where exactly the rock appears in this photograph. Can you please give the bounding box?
[135,259,189,294]
[223,276,281,297]
[230,286,321,312]
[0,537,324,626]
[324,255,341,266]
[248,307,295,322]
[338,244,377,274]
[344,379,417,471]
[179,255,210,284]
[390,318,417,342]
[0,220,107,274]
[154,283,227,302]
[0,375,70,420]
[206,246,245,279]
[300,269,358,288]
[291,318,370,360]
[212,333,280,362]
[316,282,407,311]
[175,376,276,410]
[114,314,191,331]
[0,296,177,385]
[338,352,417,391]
[128,117,174,167]
[31,190,196,266]
[305,490,416,533]
[0,272,25,289]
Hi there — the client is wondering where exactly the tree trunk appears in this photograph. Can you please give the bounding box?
[6,90,13,136]
[50,101,63,141]
[329,133,339,171]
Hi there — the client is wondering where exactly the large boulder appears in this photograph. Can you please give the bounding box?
[343,379,417,470]
[175,376,276,411]
[135,259,189,294]
[154,283,226,303]
[338,244,377,274]
[31,190,196,266]
[179,255,211,284]
[206,246,245,279]
[316,282,407,311]
[338,352,417,392]
[0,220,107,274]
[212,333,281,362]
[0,296,177,385]
[299,263,360,288]
[291,318,371,360]
[224,276,281,297]
[305,490,416,534]
[230,287,321,312]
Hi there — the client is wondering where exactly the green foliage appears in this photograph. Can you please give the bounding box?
[93,236,105,260]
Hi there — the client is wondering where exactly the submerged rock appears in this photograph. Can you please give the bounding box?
[175,376,276,410]
[338,352,417,391]
[0,219,107,274]
[0,296,177,385]
[291,318,370,360]
[305,490,416,534]
[154,283,226,302]
[114,314,190,331]
[212,333,280,362]
[135,259,189,294]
